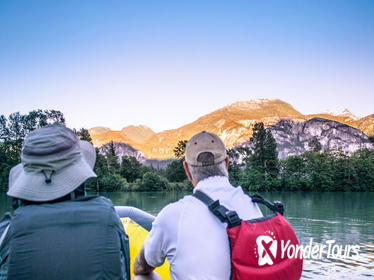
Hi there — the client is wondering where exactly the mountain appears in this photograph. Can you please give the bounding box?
[99,142,174,169]
[89,99,373,160]
[321,108,358,121]
[267,118,372,159]
[120,125,155,143]
[89,125,155,149]
[352,114,374,136]
[138,99,306,159]
[89,126,111,135]
[339,109,359,121]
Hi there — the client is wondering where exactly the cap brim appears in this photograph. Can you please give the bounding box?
[7,141,97,202]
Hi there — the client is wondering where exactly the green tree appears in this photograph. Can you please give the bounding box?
[75,128,92,143]
[99,173,129,192]
[308,136,322,152]
[280,155,307,190]
[0,110,65,191]
[173,140,187,159]
[85,148,110,192]
[263,130,279,177]
[120,156,144,182]
[329,149,352,191]
[227,147,249,186]
[303,151,334,191]
[350,149,374,191]
[141,172,169,191]
[248,122,267,172]
[104,141,120,173]
[248,123,279,175]
[165,160,187,182]
[243,122,280,191]
[0,110,65,163]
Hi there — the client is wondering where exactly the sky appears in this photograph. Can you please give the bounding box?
[0,0,373,132]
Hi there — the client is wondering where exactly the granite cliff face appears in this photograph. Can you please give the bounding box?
[99,142,173,169]
[100,142,146,163]
[268,118,373,159]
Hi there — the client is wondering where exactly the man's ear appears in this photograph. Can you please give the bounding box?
[183,161,197,187]
[225,156,229,170]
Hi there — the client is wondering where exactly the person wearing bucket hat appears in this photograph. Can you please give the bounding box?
[7,124,97,201]
[1,125,130,280]
[133,131,263,279]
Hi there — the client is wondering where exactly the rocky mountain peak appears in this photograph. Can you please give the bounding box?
[267,118,372,159]
[121,125,155,143]
[339,109,359,120]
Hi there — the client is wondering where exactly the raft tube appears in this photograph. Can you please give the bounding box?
[115,206,170,280]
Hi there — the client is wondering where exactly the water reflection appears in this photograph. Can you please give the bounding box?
[0,191,373,278]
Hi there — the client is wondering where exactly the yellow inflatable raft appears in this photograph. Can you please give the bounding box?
[116,207,170,280]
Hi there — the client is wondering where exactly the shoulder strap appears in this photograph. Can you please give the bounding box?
[192,190,241,228]
[250,194,284,215]
[0,214,12,266]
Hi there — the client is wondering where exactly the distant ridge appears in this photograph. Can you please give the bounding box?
[89,99,374,159]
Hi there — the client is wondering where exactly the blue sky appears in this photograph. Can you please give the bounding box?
[0,0,373,132]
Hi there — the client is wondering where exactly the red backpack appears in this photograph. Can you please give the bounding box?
[192,191,303,280]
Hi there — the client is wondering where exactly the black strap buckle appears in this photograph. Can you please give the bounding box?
[209,200,228,223]
[225,210,241,228]
[192,191,242,227]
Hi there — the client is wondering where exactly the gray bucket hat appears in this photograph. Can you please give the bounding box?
[7,124,97,202]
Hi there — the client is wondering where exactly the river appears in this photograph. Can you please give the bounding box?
[1,191,373,279]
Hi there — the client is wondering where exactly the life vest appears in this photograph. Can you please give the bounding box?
[193,191,303,280]
[7,196,130,280]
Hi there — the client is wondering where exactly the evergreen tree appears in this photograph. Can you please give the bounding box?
[120,156,143,182]
[248,122,267,172]
[264,130,279,177]
[141,172,169,191]
[248,122,279,177]
[173,140,187,159]
[227,147,249,186]
[165,160,187,182]
[75,128,92,143]
[104,141,120,173]
[280,155,307,190]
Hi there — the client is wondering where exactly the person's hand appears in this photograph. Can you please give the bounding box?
[133,247,156,275]
[132,271,162,280]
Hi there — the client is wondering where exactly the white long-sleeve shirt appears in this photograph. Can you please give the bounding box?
[144,176,263,280]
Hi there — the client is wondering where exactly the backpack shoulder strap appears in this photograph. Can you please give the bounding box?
[192,190,241,228]
[250,194,284,215]
[0,213,12,268]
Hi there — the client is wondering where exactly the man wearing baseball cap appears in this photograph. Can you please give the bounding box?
[0,125,130,280]
[133,131,262,279]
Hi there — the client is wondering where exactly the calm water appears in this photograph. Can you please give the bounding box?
[1,191,373,279]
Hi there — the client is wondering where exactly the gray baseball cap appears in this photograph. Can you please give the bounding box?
[185,131,227,166]
[7,124,97,201]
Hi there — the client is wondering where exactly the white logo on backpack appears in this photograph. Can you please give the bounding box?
[256,234,278,266]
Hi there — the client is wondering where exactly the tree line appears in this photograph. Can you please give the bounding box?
[0,110,373,193]
[228,122,374,192]
[0,110,191,193]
